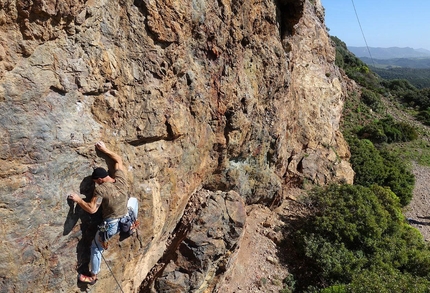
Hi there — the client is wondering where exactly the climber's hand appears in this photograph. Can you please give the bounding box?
[68,193,82,203]
[95,141,107,151]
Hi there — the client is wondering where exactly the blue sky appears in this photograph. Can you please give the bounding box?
[321,0,430,50]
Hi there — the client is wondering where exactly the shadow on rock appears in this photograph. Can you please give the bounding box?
[63,197,80,236]
[275,199,319,292]
[63,176,102,290]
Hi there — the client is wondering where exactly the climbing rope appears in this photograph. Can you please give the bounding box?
[96,240,125,293]
[351,0,375,66]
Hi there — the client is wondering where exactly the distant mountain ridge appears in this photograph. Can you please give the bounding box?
[359,57,430,69]
[348,46,430,59]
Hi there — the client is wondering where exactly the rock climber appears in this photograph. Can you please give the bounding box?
[68,141,129,285]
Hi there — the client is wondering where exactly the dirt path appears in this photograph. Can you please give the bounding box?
[381,96,430,240]
[404,162,430,241]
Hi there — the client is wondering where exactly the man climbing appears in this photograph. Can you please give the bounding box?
[68,141,129,285]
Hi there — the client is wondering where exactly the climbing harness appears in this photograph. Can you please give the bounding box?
[90,198,139,292]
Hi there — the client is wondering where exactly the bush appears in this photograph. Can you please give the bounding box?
[347,136,387,186]
[382,79,416,92]
[417,109,430,126]
[357,123,387,143]
[380,79,430,113]
[379,149,415,205]
[347,135,414,205]
[293,184,430,291]
[321,285,346,293]
[357,116,418,144]
[382,118,418,142]
[361,89,383,112]
[346,269,430,293]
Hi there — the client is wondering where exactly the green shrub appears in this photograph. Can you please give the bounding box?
[347,136,387,186]
[381,118,418,142]
[280,274,296,293]
[292,184,430,291]
[379,149,415,205]
[346,269,430,293]
[417,109,430,126]
[360,89,383,112]
[321,285,346,293]
[347,135,414,205]
[357,123,387,143]
[357,116,418,144]
[382,79,416,92]
[380,79,430,113]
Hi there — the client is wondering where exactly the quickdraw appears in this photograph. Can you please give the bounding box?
[98,221,110,250]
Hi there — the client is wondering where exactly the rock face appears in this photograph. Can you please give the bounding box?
[0,0,353,292]
[141,190,246,292]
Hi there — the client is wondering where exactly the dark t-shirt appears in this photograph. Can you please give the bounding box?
[94,169,128,220]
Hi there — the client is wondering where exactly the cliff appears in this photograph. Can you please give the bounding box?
[0,0,354,292]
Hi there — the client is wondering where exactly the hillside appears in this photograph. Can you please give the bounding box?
[358,55,430,244]
[371,66,430,89]
[348,46,430,59]
[280,35,430,292]
[346,46,430,88]
[360,57,430,69]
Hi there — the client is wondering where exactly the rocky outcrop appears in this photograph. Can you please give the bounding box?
[0,0,353,292]
[141,190,246,292]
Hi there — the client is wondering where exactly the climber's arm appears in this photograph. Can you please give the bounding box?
[95,141,124,171]
[68,193,102,214]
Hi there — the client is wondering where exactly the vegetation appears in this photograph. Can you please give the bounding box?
[372,66,430,89]
[356,116,418,144]
[332,36,417,207]
[382,79,430,111]
[359,88,383,112]
[346,135,415,206]
[293,184,430,292]
[362,57,430,69]
[280,36,430,292]
[331,37,382,92]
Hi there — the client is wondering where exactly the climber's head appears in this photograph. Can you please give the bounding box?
[92,167,109,184]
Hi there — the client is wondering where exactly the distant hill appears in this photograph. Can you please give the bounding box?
[370,66,430,89]
[346,47,430,87]
[348,46,430,59]
[360,57,430,69]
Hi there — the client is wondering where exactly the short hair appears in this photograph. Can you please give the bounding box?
[92,167,108,179]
